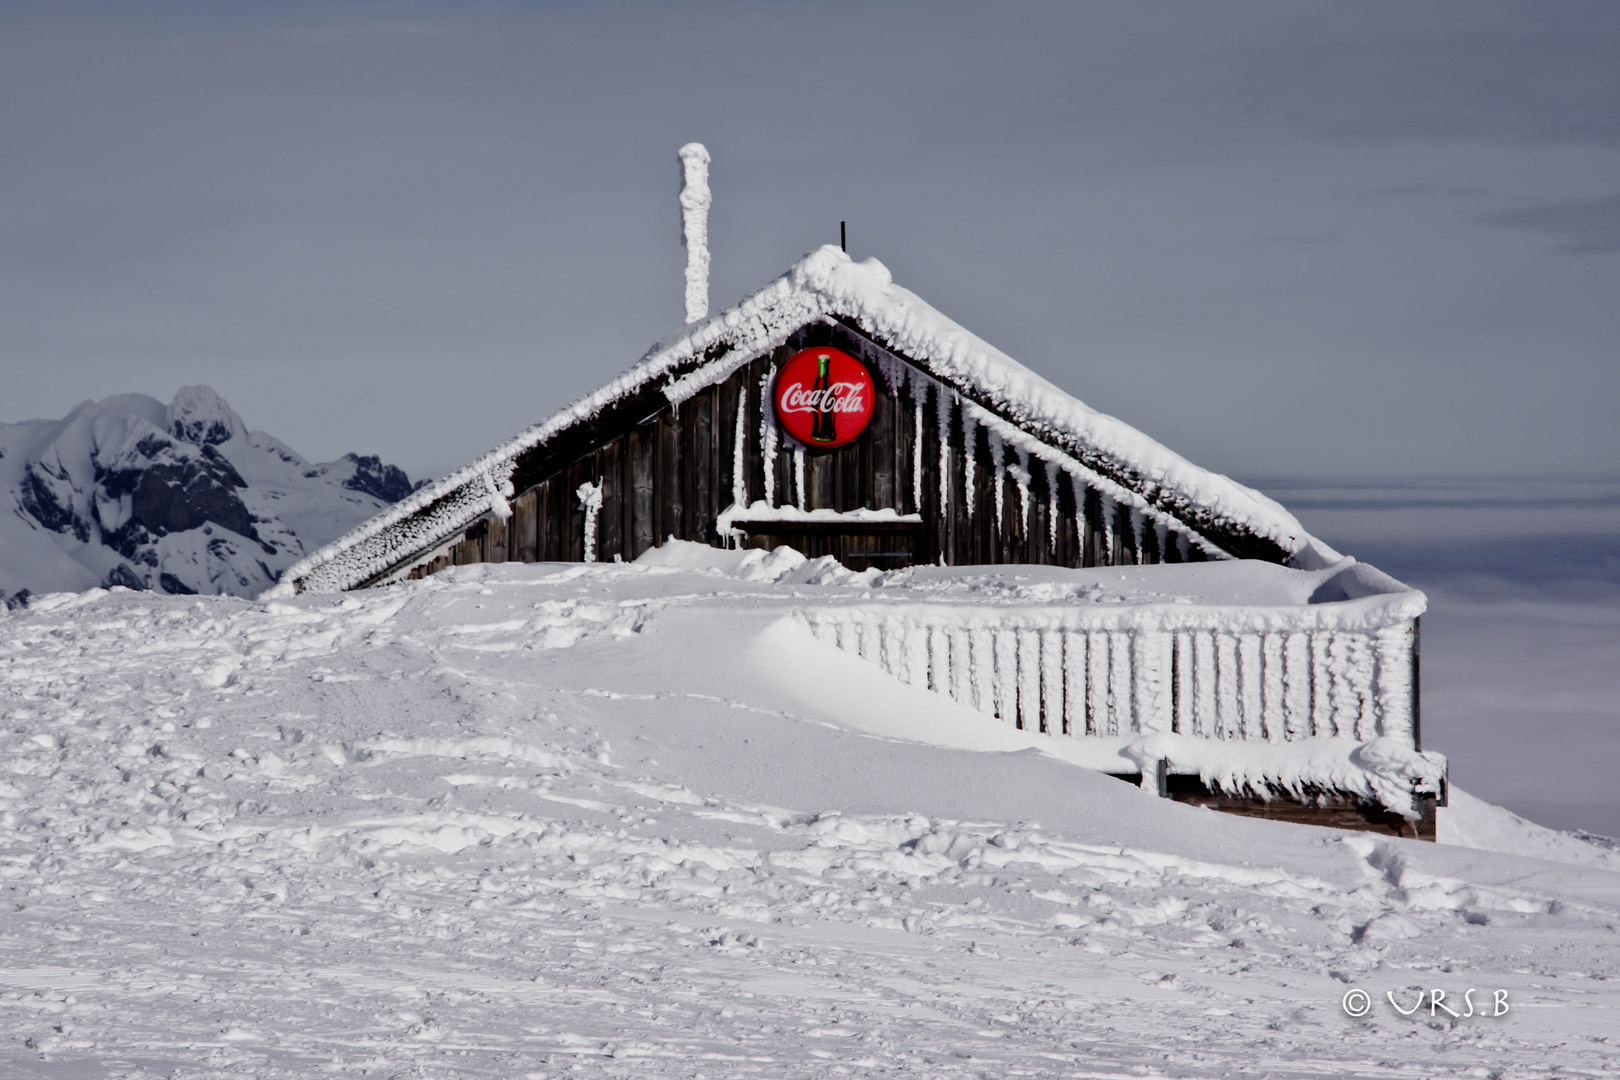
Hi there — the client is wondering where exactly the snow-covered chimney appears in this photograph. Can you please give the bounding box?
[678,142,711,324]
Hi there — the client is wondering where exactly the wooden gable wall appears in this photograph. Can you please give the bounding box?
[393,321,1219,586]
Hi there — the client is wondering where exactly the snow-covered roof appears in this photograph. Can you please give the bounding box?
[270,247,1336,597]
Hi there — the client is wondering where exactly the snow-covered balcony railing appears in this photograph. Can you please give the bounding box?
[797,559,1446,816]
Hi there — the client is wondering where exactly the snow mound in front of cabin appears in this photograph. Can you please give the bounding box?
[2,561,1617,1075]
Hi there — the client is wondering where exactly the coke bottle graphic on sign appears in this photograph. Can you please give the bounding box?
[811,353,837,443]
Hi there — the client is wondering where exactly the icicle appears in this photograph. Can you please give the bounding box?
[794,447,807,511]
[936,388,952,514]
[1099,493,1115,564]
[1008,450,1031,533]
[1045,460,1058,551]
[990,432,1006,531]
[1069,472,1086,557]
[759,365,777,508]
[912,398,924,511]
[960,406,976,518]
[576,480,603,562]
[1155,521,1169,564]
[876,352,908,398]
[732,385,748,509]
[1130,508,1145,565]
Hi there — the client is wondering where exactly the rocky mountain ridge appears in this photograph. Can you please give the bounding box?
[2,386,419,603]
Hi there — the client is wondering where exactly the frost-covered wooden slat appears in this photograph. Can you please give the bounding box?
[1086,629,1109,736]
[1040,630,1064,735]
[1171,631,1194,736]
[1063,631,1086,736]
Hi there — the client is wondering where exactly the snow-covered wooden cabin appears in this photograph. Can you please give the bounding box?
[276,245,1331,588]
[272,151,1445,838]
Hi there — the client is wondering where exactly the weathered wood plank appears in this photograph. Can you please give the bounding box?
[1112,500,1133,566]
[656,409,681,546]
[1082,485,1102,568]
[837,405,857,511]
[870,360,896,512]
[690,389,713,543]
[918,382,941,563]
[808,444,835,511]
[513,489,538,562]
[1029,460,1051,566]
[895,373,916,516]
[619,431,634,560]
[774,355,797,510]
[1142,511,1161,564]
[717,376,739,519]
[630,426,655,559]
[544,477,563,562]
[1055,469,1078,568]
[1005,450,1026,566]
[741,359,763,510]
[486,508,509,564]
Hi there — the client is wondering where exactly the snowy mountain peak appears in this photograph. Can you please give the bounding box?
[2,388,422,601]
[166,384,248,446]
[325,453,420,503]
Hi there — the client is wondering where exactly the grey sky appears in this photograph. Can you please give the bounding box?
[2,1,1617,483]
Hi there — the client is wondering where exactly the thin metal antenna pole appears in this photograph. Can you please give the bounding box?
[840,221,846,252]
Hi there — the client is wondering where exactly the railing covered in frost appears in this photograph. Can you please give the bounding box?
[798,564,1425,752]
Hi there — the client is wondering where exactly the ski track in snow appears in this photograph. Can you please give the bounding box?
[1,563,1618,1078]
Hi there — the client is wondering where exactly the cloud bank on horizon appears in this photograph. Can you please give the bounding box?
[0,0,1616,484]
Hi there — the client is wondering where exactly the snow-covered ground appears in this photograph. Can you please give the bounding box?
[3,545,1617,1077]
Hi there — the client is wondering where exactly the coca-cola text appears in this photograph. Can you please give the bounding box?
[777,382,869,415]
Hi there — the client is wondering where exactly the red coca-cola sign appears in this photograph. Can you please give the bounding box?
[774,346,875,449]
